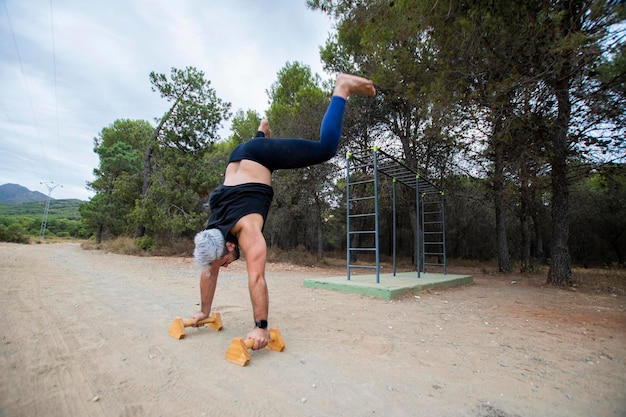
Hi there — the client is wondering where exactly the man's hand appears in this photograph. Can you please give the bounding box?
[190,311,209,327]
[246,327,270,350]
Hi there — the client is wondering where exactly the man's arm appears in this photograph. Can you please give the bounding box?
[191,266,219,326]
[233,214,270,350]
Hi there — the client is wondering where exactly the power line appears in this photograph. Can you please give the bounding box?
[0,102,29,161]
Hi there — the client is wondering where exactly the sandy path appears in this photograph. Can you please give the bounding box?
[0,242,624,417]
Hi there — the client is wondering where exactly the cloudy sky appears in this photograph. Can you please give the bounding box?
[0,0,334,200]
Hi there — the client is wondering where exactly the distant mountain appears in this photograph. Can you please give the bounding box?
[0,183,50,204]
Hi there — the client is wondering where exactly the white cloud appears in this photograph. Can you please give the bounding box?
[0,0,333,200]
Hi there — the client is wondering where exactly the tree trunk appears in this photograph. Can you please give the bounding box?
[546,0,579,285]
[134,143,152,238]
[520,191,532,272]
[519,161,535,272]
[547,161,573,286]
[547,76,573,286]
[314,194,324,261]
[611,232,624,265]
[494,178,512,272]
[493,114,512,273]
[96,224,103,244]
[532,209,545,263]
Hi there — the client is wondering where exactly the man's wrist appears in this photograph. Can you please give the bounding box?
[255,320,268,329]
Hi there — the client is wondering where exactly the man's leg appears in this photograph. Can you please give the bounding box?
[246,74,376,170]
[316,74,375,160]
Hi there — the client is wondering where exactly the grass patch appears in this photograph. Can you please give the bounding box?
[573,266,626,296]
[267,246,319,266]
[80,235,195,258]
[81,236,151,256]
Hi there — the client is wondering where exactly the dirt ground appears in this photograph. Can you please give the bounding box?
[0,242,625,417]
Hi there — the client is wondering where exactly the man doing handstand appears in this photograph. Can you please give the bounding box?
[191,73,376,350]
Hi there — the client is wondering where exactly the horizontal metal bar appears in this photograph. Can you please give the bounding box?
[349,230,376,234]
[348,196,375,202]
[348,264,378,269]
[349,213,375,218]
[348,247,376,251]
[347,162,374,170]
[348,179,374,186]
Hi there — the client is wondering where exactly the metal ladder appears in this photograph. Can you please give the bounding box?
[346,149,381,282]
[419,189,447,274]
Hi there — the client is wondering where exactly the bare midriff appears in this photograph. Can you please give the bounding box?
[223,160,272,187]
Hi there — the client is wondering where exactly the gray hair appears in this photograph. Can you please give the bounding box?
[193,229,225,268]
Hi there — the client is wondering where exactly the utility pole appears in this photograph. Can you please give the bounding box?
[39,181,62,239]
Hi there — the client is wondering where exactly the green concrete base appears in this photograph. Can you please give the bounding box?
[303,271,473,300]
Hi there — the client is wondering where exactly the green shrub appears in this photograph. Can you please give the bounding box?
[4,224,29,244]
[135,236,156,251]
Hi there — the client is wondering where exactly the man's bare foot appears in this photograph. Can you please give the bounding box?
[333,73,376,99]
[258,119,271,138]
